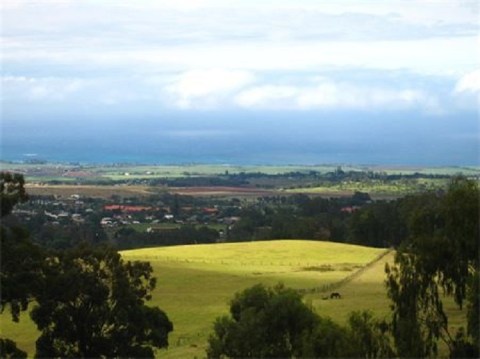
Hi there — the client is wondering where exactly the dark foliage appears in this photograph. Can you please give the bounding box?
[31,244,173,358]
[0,172,28,218]
[0,338,28,359]
[114,225,219,249]
[1,172,45,321]
[385,177,479,357]
[207,284,394,358]
[207,284,319,358]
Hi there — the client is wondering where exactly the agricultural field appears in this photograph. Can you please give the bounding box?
[4,162,478,201]
[0,163,358,180]
[286,178,451,197]
[2,162,478,182]
[24,184,163,198]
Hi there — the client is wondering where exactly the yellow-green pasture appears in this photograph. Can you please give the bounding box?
[1,240,467,358]
[121,240,387,358]
[1,240,385,358]
[286,178,451,197]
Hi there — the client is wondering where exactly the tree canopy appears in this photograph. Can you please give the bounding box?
[386,177,479,357]
[1,172,44,321]
[207,283,394,358]
[207,283,319,358]
[31,245,173,358]
[1,173,173,358]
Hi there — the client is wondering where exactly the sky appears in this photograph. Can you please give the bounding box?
[1,0,479,165]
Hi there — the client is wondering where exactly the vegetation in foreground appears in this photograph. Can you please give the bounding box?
[3,240,386,357]
[207,284,393,358]
[1,173,173,358]
[1,172,478,358]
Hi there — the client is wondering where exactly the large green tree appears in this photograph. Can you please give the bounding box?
[1,172,43,357]
[1,172,44,320]
[207,284,319,358]
[31,245,173,358]
[207,284,393,358]
[385,177,479,357]
[1,173,173,357]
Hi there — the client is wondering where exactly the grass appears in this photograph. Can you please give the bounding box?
[0,240,468,358]
[121,240,386,358]
[0,310,39,356]
[1,240,384,357]
[306,251,394,323]
[285,178,453,196]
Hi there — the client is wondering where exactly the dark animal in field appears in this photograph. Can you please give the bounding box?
[330,292,342,299]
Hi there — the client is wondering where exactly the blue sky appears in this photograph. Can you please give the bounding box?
[1,0,479,165]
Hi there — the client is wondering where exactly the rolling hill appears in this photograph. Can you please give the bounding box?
[2,240,391,358]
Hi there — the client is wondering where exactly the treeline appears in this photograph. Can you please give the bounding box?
[39,168,457,187]
[113,225,219,249]
[225,190,448,248]
[144,169,454,187]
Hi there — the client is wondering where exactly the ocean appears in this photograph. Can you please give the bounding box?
[1,111,478,166]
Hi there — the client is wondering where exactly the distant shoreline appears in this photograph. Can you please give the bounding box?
[1,160,479,170]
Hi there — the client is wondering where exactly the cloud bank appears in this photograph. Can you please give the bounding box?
[1,0,478,115]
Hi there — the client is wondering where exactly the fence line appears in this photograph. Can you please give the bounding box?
[297,248,393,295]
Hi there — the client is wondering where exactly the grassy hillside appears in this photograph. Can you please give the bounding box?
[121,240,387,358]
[1,240,387,358]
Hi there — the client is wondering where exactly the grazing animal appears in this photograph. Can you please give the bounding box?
[330,292,342,299]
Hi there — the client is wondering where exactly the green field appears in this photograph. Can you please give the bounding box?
[0,240,465,358]
[120,241,387,358]
[286,178,452,196]
[3,162,478,182]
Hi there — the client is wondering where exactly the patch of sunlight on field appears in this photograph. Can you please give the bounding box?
[287,182,417,195]
[0,309,38,356]
[307,251,395,324]
[3,241,467,359]
[122,240,383,271]
[122,240,385,358]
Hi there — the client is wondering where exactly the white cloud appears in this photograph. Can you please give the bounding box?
[2,36,475,77]
[1,76,85,102]
[2,0,476,115]
[235,85,299,108]
[234,81,440,113]
[0,73,446,114]
[164,69,254,109]
[455,70,480,94]
[108,0,478,26]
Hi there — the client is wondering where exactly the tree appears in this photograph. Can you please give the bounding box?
[207,284,391,358]
[0,172,28,218]
[207,284,319,358]
[385,177,479,357]
[347,311,394,358]
[1,172,45,355]
[300,317,355,358]
[1,172,45,321]
[31,244,173,358]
